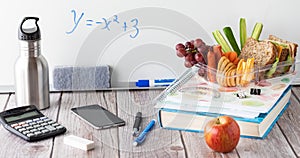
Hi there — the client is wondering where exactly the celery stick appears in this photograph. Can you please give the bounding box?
[251,23,263,40]
[212,31,222,47]
[212,31,224,51]
[240,18,247,49]
[212,30,232,52]
[223,27,241,55]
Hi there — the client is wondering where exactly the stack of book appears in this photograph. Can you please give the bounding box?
[155,66,294,139]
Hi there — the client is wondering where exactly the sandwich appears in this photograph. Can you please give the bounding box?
[239,35,298,78]
[239,38,277,67]
[268,35,298,62]
[267,35,298,73]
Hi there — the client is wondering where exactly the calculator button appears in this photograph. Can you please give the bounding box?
[18,128,26,132]
[47,121,55,124]
[45,125,56,131]
[33,118,40,121]
[30,129,38,133]
[26,126,34,130]
[26,133,35,138]
[34,131,42,135]
[22,131,30,135]
[18,122,26,125]
[41,129,50,133]
[22,124,29,128]
[37,120,44,124]
[11,123,19,127]
[39,116,47,120]
[52,123,59,127]
[43,118,51,122]
[56,126,64,130]
[33,125,41,128]
[41,123,48,126]
[29,122,37,126]
[25,120,33,123]
[14,126,22,130]
[38,127,45,130]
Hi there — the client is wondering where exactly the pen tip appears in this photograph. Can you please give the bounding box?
[133,142,138,146]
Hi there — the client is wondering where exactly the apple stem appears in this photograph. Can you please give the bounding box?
[216,118,220,124]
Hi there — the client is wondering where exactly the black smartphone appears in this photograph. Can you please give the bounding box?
[71,104,125,129]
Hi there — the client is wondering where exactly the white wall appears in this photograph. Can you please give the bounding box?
[0,0,299,88]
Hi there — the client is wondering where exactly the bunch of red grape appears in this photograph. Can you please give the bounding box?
[175,38,210,76]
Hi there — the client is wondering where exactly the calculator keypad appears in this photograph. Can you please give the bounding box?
[10,117,65,139]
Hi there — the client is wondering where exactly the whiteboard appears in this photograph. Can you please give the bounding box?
[0,0,299,90]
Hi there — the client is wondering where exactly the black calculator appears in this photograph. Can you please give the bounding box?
[0,105,66,142]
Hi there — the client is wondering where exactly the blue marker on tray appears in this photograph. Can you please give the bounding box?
[135,79,175,87]
[133,119,156,146]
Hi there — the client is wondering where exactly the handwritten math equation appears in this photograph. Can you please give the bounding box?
[66,10,140,38]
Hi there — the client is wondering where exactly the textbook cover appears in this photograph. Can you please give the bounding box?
[157,89,291,139]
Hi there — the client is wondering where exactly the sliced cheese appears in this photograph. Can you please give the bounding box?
[276,45,283,60]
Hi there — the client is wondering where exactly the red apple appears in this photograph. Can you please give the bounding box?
[204,116,240,153]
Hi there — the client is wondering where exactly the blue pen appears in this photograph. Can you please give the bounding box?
[133,119,156,146]
[135,79,175,87]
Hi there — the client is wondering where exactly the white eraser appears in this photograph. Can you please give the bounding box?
[63,135,95,151]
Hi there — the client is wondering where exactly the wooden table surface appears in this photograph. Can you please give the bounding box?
[0,87,300,158]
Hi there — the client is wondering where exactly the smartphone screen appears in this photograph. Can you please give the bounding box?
[71,104,125,129]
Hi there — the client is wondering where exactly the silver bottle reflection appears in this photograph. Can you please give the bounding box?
[14,17,49,110]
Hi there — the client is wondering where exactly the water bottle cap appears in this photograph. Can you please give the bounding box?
[18,17,41,41]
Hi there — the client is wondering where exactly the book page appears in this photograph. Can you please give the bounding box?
[155,66,294,119]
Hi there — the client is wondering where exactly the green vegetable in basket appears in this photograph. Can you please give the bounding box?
[251,23,263,40]
[283,53,293,72]
[240,18,247,49]
[266,57,279,78]
[223,27,241,55]
[212,30,232,52]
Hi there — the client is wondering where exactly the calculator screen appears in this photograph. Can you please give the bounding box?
[5,111,40,123]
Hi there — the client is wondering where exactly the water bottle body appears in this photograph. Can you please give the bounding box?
[15,17,50,110]
[14,41,50,110]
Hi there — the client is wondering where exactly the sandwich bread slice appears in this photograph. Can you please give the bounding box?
[239,38,277,67]
[268,35,298,61]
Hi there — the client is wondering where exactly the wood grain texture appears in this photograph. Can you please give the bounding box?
[52,91,120,158]
[237,121,296,157]
[0,86,300,157]
[0,93,61,158]
[181,132,239,158]
[117,89,186,158]
[277,87,300,157]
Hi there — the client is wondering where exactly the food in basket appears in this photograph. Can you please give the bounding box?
[207,48,217,82]
[175,29,297,88]
[176,38,222,78]
[268,35,298,61]
[218,56,236,87]
[239,38,277,67]
[223,52,239,64]
[240,35,298,78]
[267,35,298,75]
[216,56,254,87]
[175,39,208,68]
[240,58,255,86]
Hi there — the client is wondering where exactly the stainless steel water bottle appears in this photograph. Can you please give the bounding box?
[14,17,50,110]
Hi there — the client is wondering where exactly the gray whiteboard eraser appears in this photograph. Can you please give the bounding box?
[53,65,111,90]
